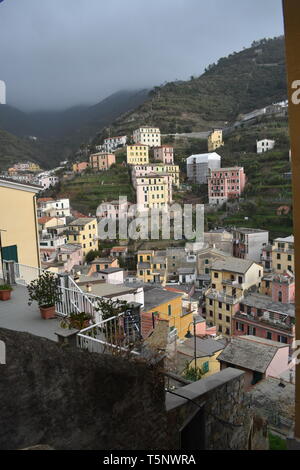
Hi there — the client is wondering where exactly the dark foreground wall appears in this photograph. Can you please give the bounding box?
[0,328,167,450]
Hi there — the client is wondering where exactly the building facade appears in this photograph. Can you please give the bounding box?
[257,139,275,154]
[133,127,161,147]
[271,236,294,274]
[208,167,246,205]
[66,218,98,258]
[153,146,174,164]
[132,163,180,188]
[232,228,269,263]
[72,162,89,173]
[208,129,224,152]
[137,250,168,285]
[126,145,149,165]
[0,179,41,268]
[136,174,172,210]
[89,152,116,171]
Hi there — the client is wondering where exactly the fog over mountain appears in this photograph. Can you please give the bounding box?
[0,0,284,111]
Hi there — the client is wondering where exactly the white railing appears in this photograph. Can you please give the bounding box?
[11,262,44,286]
[77,310,141,356]
[55,284,98,319]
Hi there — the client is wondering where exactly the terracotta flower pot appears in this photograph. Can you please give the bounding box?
[0,289,12,301]
[40,305,56,320]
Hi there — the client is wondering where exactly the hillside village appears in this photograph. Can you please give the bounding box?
[0,36,296,450]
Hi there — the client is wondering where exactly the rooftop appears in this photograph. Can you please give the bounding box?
[69,217,95,226]
[211,256,256,274]
[80,283,139,298]
[186,152,221,164]
[233,227,269,234]
[241,293,295,317]
[274,235,294,243]
[143,287,182,312]
[218,336,288,373]
[178,337,226,358]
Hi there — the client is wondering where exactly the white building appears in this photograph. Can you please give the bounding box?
[0,80,6,105]
[37,198,71,218]
[103,136,127,152]
[133,127,161,147]
[257,139,275,154]
[37,174,59,190]
[186,152,221,184]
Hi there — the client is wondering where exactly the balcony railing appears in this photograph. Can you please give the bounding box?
[77,311,142,356]
[234,311,293,332]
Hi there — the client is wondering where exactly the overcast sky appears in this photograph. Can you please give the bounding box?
[0,0,284,111]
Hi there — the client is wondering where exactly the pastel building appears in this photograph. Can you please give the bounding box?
[66,218,98,258]
[37,198,71,218]
[204,257,263,337]
[271,236,294,274]
[187,152,221,184]
[133,127,161,147]
[126,145,149,165]
[55,244,83,273]
[0,178,41,268]
[89,152,116,171]
[136,174,172,210]
[233,294,295,348]
[208,129,224,152]
[208,167,246,205]
[257,139,275,154]
[153,146,174,164]
[37,174,59,190]
[132,163,180,189]
[260,271,295,304]
[72,162,89,173]
[96,199,132,219]
[137,250,168,285]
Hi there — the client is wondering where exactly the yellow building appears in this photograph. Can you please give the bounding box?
[178,337,225,378]
[126,145,149,165]
[205,257,263,337]
[132,163,180,188]
[208,129,224,152]
[0,179,41,268]
[143,287,192,339]
[133,127,161,147]
[137,250,168,285]
[271,235,294,274]
[66,217,98,258]
[136,174,172,210]
[89,152,116,171]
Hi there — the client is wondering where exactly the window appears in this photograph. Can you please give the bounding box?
[209,299,213,306]
[209,311,213,317]
[139,270,143,276]
[226,316,230,323]
[214,272,219,278]
[218,302,222,309]
[277,253,281,260]
[218,313,222,320]
[236,322,244,332]
[277,264,281,270]
[238,276,243,284]
[202,361,209,374]
[218,325,222,333]
[226,304,230,311]
[278,335,288,344]
[278,291,283,302]
[266,331,272,340]
[168,304,172,316]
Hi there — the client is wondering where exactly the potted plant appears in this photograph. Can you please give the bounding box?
[0,284,13,301]
[60,312,93,330]
[27,271,61,319]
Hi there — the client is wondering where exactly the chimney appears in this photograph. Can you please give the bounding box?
[86,283,92,293]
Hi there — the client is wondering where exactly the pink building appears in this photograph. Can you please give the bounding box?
[218,335,290,390]
[153,146,174,164]
[73,162,89,173]
[208,167,246,205]
[57,244,83,272]
[96,199,132,219]
[233,293,295,348]
[89,152,116,171]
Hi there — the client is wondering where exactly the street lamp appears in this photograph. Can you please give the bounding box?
[185,314,199,370]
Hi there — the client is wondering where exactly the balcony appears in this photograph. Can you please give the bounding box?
[234,311,293,333]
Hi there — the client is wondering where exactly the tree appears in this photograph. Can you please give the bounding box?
[182,362,203,382]
[85,249,101,264]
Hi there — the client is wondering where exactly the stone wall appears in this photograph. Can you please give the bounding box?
[166,368,268,450]
[0,328,167,450]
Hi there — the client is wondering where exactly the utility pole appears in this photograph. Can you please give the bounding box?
[283,0,300,441]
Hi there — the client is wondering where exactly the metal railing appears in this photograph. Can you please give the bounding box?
[11,262,44,286]
[55,284,98,318]
[77,311,141,356]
